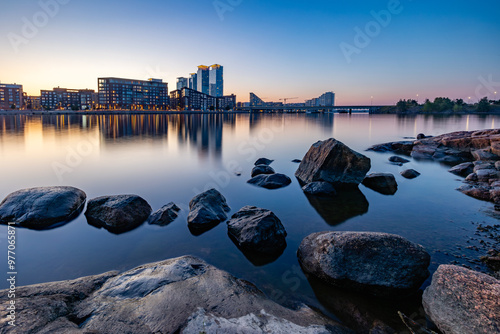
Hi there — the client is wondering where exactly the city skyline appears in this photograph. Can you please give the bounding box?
[1,0,499,104]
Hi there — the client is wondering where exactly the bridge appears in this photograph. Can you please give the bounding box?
[237,105,391,113]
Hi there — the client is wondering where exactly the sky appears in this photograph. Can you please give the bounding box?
[0,0,499,105]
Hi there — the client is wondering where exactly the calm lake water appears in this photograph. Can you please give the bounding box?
[1,112,499,330]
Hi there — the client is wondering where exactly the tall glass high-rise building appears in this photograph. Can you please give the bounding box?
[176,77,188,90]
[188,73,197,90]
[209,64,223,97]
[197,66,210,95]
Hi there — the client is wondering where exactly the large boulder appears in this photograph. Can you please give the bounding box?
[302,182,337,196]
[0,256,353,333]
[422,265,500,334]
[362,173,398,195]
[401,169,420,179]
[448,162,474,177]
[297,232,430,297]
[251,164,275,177]
[0,186,86,230]
[227,206,287,255]
[147,202,181,226]
[85,195,152,234]
[188,189,230,233]
[296,138,371,187]
[247,173,292,189]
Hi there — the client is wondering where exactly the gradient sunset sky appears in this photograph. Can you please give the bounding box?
[1,0,499,105]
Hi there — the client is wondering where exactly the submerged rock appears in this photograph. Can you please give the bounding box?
[367,141,414,155]
[0,186,86,230]
[147,202,181,226]
[227,206,287,255]
[188,189,230,234]
[251,164,275,177]
[292,159,302,163]
[388,156,410,164]
[85,195,152,234]
[298,231,430,297]
[401,169,420,179]
[255,158,274,166]
[422,265,500,334]
[362,173,398,195]
[296,138,371,187]
[0,256,352,333]
[247,173,292,189]
[302,182,337,196]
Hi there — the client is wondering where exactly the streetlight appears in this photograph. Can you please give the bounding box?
[495,91,497,101]
[468,97,471,105]
[416,94,419,103]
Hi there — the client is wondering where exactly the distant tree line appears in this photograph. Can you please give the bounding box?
[396,97,497,113]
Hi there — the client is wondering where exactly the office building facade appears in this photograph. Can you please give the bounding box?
[209,64,223,97]
[0,83,23,110]
[170,87,234,111]
[188,73,197,90]
[41,87,96,110]
[26,96,42,110]
[197,66,210,95]
[98,77,168,110]
[176,77,188,90]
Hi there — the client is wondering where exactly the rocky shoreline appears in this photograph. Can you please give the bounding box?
[1,132,499,333]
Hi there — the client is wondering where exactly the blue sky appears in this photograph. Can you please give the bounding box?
[1,0,499,104]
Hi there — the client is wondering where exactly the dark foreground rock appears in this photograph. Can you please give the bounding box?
[85,195,152,234]
[448,162,474,177]
[302,181,337,196]
[362,173,398,195]
[0,186,86,230]
[247,173,292,189]
[227,206,287,255]
[255,157,274,166]
[401,169,421,179]
[422,265,500,334]
[296,138,371,187]
[147,202,181,226]
[298,232,430,297]
[0,256,353,333]
[251,164,276,177]
[188,189,230,234]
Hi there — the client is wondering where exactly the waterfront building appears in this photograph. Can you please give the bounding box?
[176,77,188,90]
[26,96,41,110]
[209,64,223,97]
[170,87,234,111]
[98,77,168,110]
[250,92,265,107]
[41,87,97,110]
[306,92,335,107]
[188,73,197,90]
[197,66,210,95]
[216,94,236,110]
[0,83,23,110]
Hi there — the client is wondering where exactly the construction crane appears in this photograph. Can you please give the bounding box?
[279,97,298,104]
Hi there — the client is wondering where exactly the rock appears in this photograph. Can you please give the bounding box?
[255,158,274,166]
[227,206,287,256]
[477,168,500,182]
[472,148,500,161]
[251,164,275,177]
[247,173,292,189]
[362,173,398,195]
[297,231,430,297]
[367,141,414,155]
[296,138,371,187]
[389,156,410,164]
[187,189,230,234]
[85,195,152,234]
[147,203,180,226]
[422,265,500,334]
[448,162,474,177]
[0,186,86,230]
[0,256,352,334]
[401,169,420,179]
[292,159,302,163]
[465,172,478,182]
[416,133,426,140]
[305,188,369,226]
[458,184,492,201]
[302,182,337,196]
[495,161,500,170]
